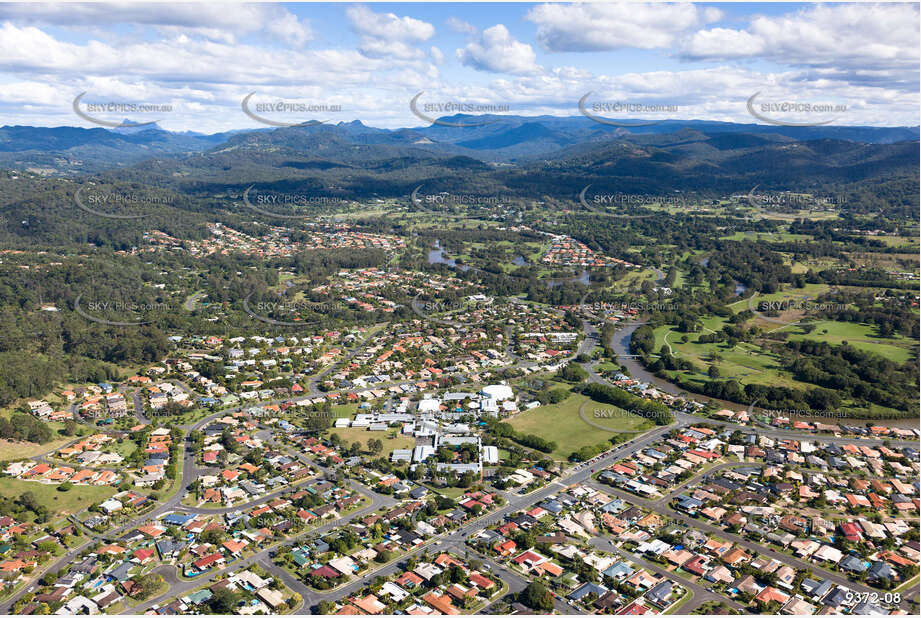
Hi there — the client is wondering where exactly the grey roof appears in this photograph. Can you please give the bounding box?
[105,561,133,582]
[839,555,868,573]
[567,582,607,601]
[646,580,674,604]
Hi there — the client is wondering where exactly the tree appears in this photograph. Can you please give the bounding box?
[316,600,335,614]
[559,363,588,383]
[522,581,554,611]
[208,588,240,613]
[199,528,225,546]
[130,574,163,600]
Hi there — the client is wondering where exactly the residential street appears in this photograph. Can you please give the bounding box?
[5,313,917,616]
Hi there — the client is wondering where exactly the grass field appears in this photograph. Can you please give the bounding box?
[653,322,800,389]
[0,437,75,461]
[324,426,415,453]
[785,320,915,363]
[0,477,116,519]
[652,279,917,403]
[508,393,650,460]
[112,438,138,459]
[725,283,832,312]
[422,483,468,500]
[719,231,813,242]
[614,268,661,290]
[329,403,361,418]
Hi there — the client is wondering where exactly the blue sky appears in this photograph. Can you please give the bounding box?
[0,2,917,132]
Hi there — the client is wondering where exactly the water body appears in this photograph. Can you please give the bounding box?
[427,241,587,285]
[546,270,591,287]
[427,240,470,271]
[609,322,683,397]
[735,282,748,296]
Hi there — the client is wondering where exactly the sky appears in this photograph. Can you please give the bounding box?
[0,1,918,132]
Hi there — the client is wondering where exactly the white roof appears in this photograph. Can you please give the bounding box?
[481,384,514,401]
[417,399,441,413]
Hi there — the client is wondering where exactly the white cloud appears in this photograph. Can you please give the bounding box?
[457,24,540,75]
[446,16,477,35]
[0,4,914,131]
[682,3,919,76]
[0,2,312,46]
[0,21,387,84]
[526,2,720,52]
[346,5,434,60]
[681,28,764,59]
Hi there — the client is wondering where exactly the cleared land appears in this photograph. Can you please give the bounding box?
[508,393,651,460]
[0,477,116,519]
[325,426,415,453]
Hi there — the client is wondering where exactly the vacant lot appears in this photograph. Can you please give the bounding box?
[324,426,415,454]
[0,477,116,519]
[0,437,74,461]
[508,393,650,461]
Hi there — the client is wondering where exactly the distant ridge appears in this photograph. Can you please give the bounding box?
[0,115,916,174]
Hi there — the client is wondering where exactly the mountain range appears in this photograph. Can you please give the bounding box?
[0,115,917,175]
[0,114,916,250]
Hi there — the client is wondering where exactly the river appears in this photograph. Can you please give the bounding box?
[427,241,589,286]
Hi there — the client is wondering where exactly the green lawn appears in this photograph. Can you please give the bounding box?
[726,283,832,312]
[112,439,138,459]
[661,282,915,392]
[422,484,468,500]
[508,393,650,460]
[0,477,116,519]
[325,427,415,453]
[719,231,813,242]
[613,268,661,290]
[329,403,361,418]
[785,320,915,363]
[655,323,800,389]
[0,437,74,461]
